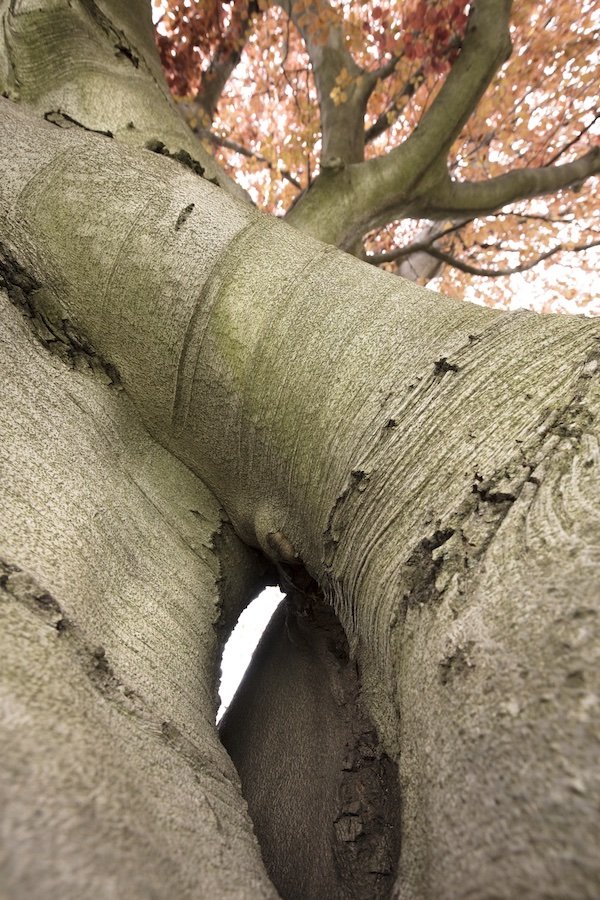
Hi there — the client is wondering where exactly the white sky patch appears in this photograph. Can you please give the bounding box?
[152,1,167,26]
[217,585,284,723]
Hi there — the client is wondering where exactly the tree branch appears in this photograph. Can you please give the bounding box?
[368,0,513,185]
[368,54,403,83]
[426,148,600,219]
[286,0,514,247]
[364,67,425,145]
[371,238,600,278]
[366,219,473,265]
[194,0,259,126]
[275,0,370,165]
[199,129,302,189]
[544,112,599,166]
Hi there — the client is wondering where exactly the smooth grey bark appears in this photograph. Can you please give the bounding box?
[0,289,276,898]
[1,97,599,899]
[0,0,247,199]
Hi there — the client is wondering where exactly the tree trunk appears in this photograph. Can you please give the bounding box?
[0,6,599,898]
[0,288,277,898]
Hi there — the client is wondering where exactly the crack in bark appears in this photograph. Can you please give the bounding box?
[386,528,460,636]
[175,202,195,231]
[1,557,231,799]
[1,558,69,632]
[0,242,122,388]
[44,109,114,138]
[0,558,144,710]
[433,356,460,376]
[0,557,224,759]
[324,469,372,569]
[79,0,140,69]
[114,42,139,68]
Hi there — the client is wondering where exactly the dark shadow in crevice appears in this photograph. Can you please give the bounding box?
[219,569,401,900]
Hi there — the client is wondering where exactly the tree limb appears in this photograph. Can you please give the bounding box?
[287,0,514,246]
[366,219,474,265]
[426,148,600,219]
[364,66,425,145]
[368,54,403,83]
[0,0,246,199]
[545,112,599,166]
[275,0,370,165]
[371,237,600,278]
[199,128,302,189]
[285,0,598,255]
[194,0,259,126]
[365,0,513,198]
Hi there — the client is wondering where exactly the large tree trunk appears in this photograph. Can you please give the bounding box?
[0,286,276,898]
[0,4,599,897]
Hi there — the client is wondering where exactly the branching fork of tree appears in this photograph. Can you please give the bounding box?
[171,0,599,292]
[0,1,599,899]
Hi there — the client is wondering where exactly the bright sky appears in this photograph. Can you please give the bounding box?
[217,585,284,722]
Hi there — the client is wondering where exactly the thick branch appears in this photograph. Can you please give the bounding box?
[365,0,512,186]
[194,0,259,125]
[287,0,513,246]
[275,0,370,165]
[407,0,511,147]
[426,148,600,219]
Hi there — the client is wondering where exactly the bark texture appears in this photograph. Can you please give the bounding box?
[0,289,275,898]
[1,87,599,900]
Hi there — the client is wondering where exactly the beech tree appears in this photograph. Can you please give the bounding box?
[0,2,598,900]
[157,0,599,312]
